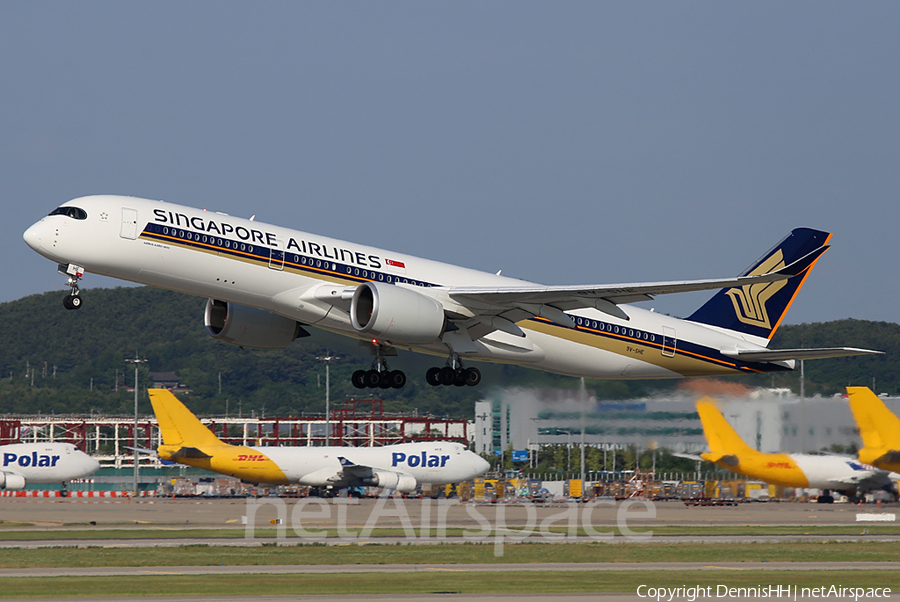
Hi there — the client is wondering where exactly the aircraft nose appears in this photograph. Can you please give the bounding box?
[23,221,44,252]
[80,454,101,477]
[474,455,490,475]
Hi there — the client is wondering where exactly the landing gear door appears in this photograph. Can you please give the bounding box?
[120,208,138,240]
[661,326,677,358]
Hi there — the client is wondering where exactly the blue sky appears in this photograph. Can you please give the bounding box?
[3,2,899,324]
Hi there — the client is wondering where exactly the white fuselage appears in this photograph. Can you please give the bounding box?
[789,454,885,491]
[264,441,489,486]
[1,442,100,487]
[23,195,775,380]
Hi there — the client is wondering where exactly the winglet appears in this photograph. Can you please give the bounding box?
[338,457,355,467]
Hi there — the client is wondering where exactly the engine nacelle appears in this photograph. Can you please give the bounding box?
[361,470,418,493]
[0,471,26,491]
[350,282,445,345]
[205,299,303,350]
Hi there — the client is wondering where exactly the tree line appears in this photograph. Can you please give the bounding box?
[0,287,894,417]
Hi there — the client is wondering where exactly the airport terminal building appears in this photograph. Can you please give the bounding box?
[473,387,900,457]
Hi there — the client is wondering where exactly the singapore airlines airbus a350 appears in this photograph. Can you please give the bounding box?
[23,195,878,389]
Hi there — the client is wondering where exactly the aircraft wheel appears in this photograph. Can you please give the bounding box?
[351,370,367,389]
[426,367,441,387]
[464,367,482,387]
[364,370,382,388]
[63,295,82,310]
[378,372,393,389]
[439,366,456,386]
[453,370,467,386]
[388,370,406,389]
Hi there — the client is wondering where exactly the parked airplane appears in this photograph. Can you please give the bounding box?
[148,388,489,493]
[684,398,895,503]
[23,196,878,389]
[847,386,900,473]
[0,442,100,491]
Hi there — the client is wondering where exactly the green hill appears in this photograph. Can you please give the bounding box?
[0,287,893,417]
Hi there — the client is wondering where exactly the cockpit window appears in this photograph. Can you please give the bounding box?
[49,206,87,220]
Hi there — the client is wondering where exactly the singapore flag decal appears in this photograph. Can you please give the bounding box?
[385,258,406,274]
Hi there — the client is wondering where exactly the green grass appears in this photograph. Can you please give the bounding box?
[0,541,898,569]
[1,570,898,598]
[1,523,898,541]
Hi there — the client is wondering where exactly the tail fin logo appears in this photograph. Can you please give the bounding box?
[724,250,787,331]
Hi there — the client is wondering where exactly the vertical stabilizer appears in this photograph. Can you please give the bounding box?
[696,397,758,457]
[847,387,900,452]
[687,228,831,342]
[148,388,223,448]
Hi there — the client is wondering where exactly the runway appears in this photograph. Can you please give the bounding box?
[1,561,899,578]
[0,497,897,601]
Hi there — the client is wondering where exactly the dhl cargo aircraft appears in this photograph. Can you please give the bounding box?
[0,442,99,491]
[23,195,879,389]
[685,398,896,503]
[847,386,900,473]
[149,388,488,493]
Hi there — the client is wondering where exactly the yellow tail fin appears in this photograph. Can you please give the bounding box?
[847,386,899,451]
[148,388,223,448]
[695,397,758,456]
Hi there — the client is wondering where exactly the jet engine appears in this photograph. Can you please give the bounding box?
[0,472,26,490]
[360,470,418,493]
[205,299,307,350]
[350,282,445,345]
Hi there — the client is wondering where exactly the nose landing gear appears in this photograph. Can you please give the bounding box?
[58,263,85,310]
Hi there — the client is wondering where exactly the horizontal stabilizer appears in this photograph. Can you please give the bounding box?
[701,452,739,466]
[722,347,882,362]
[672,452,702,461]
[170,447,213,460]
[876,451,900,466]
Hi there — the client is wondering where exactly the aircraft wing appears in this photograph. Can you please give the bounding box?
[338,457,377,480]
[721,348,883,362]
[825,470,894,492]
[447,245,828,324]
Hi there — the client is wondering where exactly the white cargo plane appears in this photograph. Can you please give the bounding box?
[0,442,100,490]
[23,195,878,389]
[149,388,488,492]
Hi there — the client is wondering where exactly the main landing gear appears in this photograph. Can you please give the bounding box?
[425,354,481,387]
[59,263,84,310]
[352,346,406,390]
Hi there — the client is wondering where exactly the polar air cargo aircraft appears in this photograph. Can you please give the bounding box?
[687,398,896,503]
[847,387,900,474]
[0,442,99,491]
[24,195,878,389]
[149,389,488,491]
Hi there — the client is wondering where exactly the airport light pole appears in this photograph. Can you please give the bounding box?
[317,354,338,446]
[125,356,147,496]
[579,378,586,490]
